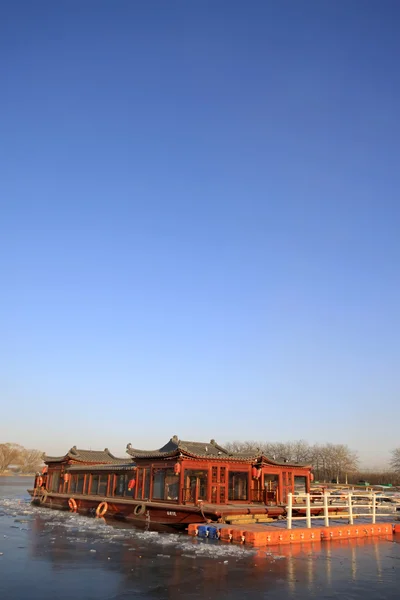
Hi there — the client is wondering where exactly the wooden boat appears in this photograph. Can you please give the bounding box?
[29,436,313,531]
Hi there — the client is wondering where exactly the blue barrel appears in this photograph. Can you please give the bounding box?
[207,526,218,539]
[197,525,209,538]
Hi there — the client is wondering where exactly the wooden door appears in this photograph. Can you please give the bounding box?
[210,466,226,505]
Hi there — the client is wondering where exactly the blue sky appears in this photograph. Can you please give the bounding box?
[1,1,399,467]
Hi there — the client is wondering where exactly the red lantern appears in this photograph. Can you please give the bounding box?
[63,473,70,482]
[310,472,314,482]
[128,478,136,490]
[174,463,181,475]
[252,466,258,479]
[257,468,262,479]
[42,466,48,474]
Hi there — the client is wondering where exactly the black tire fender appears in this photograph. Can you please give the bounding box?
[134,503,146,516]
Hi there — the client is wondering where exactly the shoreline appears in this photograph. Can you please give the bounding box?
[0,473,34,477]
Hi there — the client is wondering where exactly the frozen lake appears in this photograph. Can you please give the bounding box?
[0,477,399,599]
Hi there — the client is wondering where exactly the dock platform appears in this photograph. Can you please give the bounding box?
[188,522,400,547]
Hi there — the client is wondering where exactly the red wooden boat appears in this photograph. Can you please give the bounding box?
[29,436,313,530]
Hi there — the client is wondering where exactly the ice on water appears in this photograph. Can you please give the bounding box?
[0,495,263,560]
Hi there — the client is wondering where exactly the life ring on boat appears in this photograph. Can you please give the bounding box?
[134,503,146,516]
[96,502,108,518]
[68,498,78,512]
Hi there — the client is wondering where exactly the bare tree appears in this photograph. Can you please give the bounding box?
[390,448,400,473]
[309,444,324,481]
[309,443,358,483]
[264,442,290,461]
[224,440,311,462]
[224,438,359,483]
[0,443,24,473]
[327,444,358,483]
[17,449,43,474]
[224,440,262,454]
[289,440,311,464]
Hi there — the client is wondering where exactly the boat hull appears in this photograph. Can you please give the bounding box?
[28,490,285,531]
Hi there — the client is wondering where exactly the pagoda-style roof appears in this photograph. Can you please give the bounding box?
[126,436,311,468]
[126,436,261,461]
[126,436,235,459]
[257,455,311,468]
[43,446,127,465]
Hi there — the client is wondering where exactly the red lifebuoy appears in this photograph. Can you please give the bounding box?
[68,498,78,512]
[96,502,108,517]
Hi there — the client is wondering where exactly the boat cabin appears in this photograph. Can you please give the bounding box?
[41,446,134,497]
[40,437,311,507]
[126,436,311,506]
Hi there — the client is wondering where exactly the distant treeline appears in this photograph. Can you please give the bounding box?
[225,440,400,486]
[0,443,43,474]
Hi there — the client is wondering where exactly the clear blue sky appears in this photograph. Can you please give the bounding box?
[1,1,399,467]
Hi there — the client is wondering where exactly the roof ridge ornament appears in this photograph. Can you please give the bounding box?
[171,435,179,444]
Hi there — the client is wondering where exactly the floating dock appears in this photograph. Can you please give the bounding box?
[188,522,400,547]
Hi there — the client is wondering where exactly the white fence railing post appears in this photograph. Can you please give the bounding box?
[348,492,353,525]
[306,493,311,528]
[323,492,329,527]
[287,493,293,529]
[372,492,376,524]
[285,490,394,528]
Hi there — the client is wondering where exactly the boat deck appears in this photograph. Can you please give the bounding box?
[29,490,285,516]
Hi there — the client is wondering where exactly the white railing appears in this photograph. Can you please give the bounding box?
[286,492,398,529]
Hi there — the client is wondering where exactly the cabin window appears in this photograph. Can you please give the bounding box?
[70,475,77,494]
[152,469,165,500]
[143,468,150,499]
[152,469,179,501]
[76,474,85,493]
[184,469,208,502]
[115,474,128,496]
[98,475,108,496]
[264,474,279,489]
[294,475,306,494]
[228,471,248,501]
[51,472,60,493]
[90,475,99,495]
[165,470,179,501]
[264,474,279,503]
